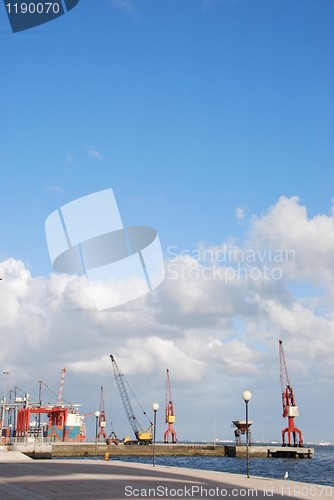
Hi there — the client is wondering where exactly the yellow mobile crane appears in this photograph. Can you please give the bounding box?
[110,355,153,444]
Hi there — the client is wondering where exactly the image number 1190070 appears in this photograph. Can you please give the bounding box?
[3,0,80,33]
[6,2,60,14]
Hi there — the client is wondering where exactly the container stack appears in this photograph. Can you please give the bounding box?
[44,424,81,442]
[63,425,81,442]
[44,425,64,442]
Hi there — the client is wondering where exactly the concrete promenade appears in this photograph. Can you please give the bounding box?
[0,454,328,500]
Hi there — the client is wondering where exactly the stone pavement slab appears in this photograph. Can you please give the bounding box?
[0,450,33,462]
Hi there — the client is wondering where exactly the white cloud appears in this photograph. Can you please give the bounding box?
[249,195,334,286]
[46,185,62,192]
[235,207,245,220]
[63,153,74,164]
[1,196,334,440]
[109,0,135,15]
[84,146,103,160]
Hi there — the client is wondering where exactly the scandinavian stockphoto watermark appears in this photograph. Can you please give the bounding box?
[166,245,296,283]
[45,188,165,311]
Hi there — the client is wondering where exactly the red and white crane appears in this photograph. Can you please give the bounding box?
[164,369,177,443]
[279,340,303,447]
[97,386,107,439]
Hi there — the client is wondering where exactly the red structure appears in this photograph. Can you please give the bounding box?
[279,340,303,447]
[16,407,68,439]
[97,386,107,439]
[164,369,177,443]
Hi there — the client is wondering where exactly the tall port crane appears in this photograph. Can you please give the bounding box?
[164,369,177,443]
[97,386,107,439]
[110,354,153,444]
[279,340,303,447]
[56,367,66,406]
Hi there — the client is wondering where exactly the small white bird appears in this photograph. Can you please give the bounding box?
[283,472,289,480]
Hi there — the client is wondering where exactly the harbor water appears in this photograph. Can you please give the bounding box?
[105,445,334,488]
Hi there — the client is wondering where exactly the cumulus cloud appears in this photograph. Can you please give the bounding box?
[1,195,334,440]
[248,196,334,286]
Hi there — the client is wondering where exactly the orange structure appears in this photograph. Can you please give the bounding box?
[279,340,303,447]
[164,369,177,443]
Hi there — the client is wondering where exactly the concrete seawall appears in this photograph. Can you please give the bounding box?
[52,443,226,458]
[224,445,313,458]
[8,442,313,459]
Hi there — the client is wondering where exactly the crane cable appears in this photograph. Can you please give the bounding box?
[43,382,72,405]
[122,373,152,425]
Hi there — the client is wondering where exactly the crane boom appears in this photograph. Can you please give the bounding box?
[279,340,291,400]
[165,369,173,423]
[110,354,142,441]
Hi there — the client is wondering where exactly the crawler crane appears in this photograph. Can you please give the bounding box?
[110,354,153,444]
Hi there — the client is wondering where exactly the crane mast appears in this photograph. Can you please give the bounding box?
[279,340,303,447]
[164,368,177,443]
[110,354,152,444]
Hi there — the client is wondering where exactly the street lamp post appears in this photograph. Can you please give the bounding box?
[242,390,252,478]
[9,424,13,445]
[95,410,100,460]
[152,403,159,467]
[1,372,9,443]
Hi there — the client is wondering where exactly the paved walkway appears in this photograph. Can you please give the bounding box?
[0,457,328,499]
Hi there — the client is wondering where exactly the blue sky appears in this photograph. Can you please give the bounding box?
[1,1,334,443]
[1,0,334,274]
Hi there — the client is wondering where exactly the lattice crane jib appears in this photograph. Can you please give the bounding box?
[56,367,66,406]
